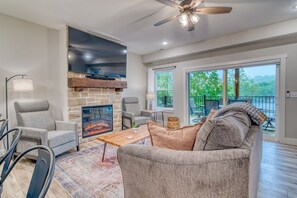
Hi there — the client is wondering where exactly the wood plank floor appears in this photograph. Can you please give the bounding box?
[2,141,297,198]
[258,142,297,198]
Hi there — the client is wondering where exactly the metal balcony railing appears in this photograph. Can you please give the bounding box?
[191,95,276,119]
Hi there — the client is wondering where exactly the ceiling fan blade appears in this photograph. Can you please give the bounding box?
[196,7,232,14]
[190,0,202,8]
[155,0,183,9]
[154,14,181,26]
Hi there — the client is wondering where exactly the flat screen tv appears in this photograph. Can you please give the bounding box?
[67,26,127,79]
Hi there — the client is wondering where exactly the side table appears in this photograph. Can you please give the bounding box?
[142,109,165,126]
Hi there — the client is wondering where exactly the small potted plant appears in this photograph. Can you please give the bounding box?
[131,122,139,133]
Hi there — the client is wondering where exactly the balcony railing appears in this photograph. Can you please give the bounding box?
[191,95,276,118]
[157,93,276,120]
[156,91,173,108]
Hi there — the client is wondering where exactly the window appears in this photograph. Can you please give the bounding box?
[155,70,173,109]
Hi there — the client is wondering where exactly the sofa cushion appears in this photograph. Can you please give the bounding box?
[148,121,202,151]
[19,111,56,131]
[193,110,251,151]
[48,130,76,148]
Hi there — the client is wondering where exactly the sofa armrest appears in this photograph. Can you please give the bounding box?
[118,145,250,198]
[16,127,48,146]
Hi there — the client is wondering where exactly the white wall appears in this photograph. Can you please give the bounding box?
[147,42,297,144]
[0,13,63,126]
[123,52,148,110]
[0,14,148,128]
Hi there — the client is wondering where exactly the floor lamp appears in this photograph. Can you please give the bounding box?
[5,74,34,149]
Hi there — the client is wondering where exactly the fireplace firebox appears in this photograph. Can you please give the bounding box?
[81,105,113,138]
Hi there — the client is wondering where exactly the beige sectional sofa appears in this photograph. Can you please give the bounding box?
[118,108,263,198]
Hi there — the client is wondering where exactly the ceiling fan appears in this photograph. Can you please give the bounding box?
[154,0,232,31]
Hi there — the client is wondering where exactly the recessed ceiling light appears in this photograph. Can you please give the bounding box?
[293,5,297,9]
[84,53,92,61]
[162,41,168,45]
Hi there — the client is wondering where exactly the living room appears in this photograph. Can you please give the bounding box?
[0,0,297,197]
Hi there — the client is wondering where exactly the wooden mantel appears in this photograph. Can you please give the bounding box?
[68,78,127,92]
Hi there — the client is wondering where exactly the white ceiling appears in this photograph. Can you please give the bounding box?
[1,0,297,55]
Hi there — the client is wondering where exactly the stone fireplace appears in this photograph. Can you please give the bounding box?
[67,72,126,142]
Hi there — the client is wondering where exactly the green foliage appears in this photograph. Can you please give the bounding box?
[189,68,275,98]
[131,122,139,128]
[156,68,276,108]
[156,71,173,107]
[189,71,223,97]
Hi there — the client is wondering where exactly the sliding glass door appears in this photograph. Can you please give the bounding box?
[188,70,223,124]
[187,64,277,139]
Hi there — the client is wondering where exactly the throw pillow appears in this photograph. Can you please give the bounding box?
[147,121,202,151]
[193,110,251,151]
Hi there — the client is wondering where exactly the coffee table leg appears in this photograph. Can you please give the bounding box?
[102,143,107,162]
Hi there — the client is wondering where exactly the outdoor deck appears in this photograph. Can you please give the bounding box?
[189,95,276,137]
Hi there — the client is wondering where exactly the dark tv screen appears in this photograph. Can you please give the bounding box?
[68,27,127,78]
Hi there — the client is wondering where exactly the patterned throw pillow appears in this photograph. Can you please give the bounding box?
[147,121,202,151]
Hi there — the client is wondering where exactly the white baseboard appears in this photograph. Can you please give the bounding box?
[280,138,297,146]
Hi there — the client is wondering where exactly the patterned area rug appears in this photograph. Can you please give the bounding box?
[54,143,124,198]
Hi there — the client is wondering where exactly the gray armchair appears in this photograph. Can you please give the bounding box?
[14,100,79,159]
[122,97,151,129]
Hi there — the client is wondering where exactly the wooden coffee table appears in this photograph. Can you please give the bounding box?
[96,125,149,162]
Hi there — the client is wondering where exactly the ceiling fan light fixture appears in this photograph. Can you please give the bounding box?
[181,19,194,31]
[179,13,189,26]
[190,14,199,24]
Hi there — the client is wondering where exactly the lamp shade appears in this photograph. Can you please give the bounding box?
[146,93,155,101]
[12,78,34,92]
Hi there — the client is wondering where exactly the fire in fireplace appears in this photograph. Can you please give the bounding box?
[81,105,113,138]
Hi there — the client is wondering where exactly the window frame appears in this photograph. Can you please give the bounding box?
[154,68,174,110]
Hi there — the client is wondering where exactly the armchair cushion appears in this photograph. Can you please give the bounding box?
[19,111,55,131]
[48,130,77,148]
[55,121,77,131]
[125,104,141,116]
[14,100,56,131]
[17,127,48,145]
[134,116,151,126]
[141,111,151,117]
[122,111,135,119]
[123,97,141,116]
[16,127,49,157]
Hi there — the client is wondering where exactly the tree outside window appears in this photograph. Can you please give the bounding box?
[155,70,173,108]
